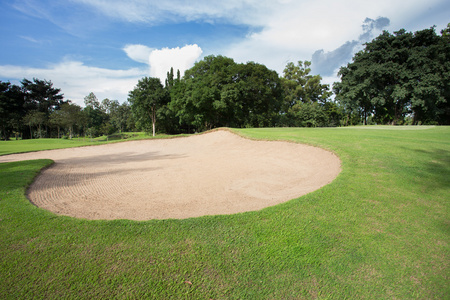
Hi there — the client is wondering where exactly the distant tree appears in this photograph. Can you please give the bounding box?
[112,101,134,132]
[23,111,46,138]
[83,92,108,137]
[128,77,168,136]
[279,61,332,127]
[281,61,332,108]
[105,99,120,130]
[84,92,101,110]
[21,78,66,136]
[21,78,65,112]
[288,102,328,127]
[169,55,283,131]
[0,81,25,140]
[50,102,82,138]
[165,67,175,88]
[100,98,112,114]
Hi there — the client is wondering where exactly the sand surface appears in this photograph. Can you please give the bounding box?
[0,130,341,220]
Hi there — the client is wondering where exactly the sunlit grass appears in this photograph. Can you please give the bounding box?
[0,126,448,299]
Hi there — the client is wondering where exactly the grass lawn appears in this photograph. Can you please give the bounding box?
[0,132,189,156]
[0,126,448,299]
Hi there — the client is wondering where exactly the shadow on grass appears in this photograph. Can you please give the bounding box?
[0,160,53,191]
[406,147,450,191]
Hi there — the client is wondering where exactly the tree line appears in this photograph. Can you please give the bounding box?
[128,57,339,135]
[128,24,449,134]
[0,79,136,140]
[334,24,449,125]
[1,24,448,140]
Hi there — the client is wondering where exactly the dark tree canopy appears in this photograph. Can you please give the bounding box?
[0,81,25,140]
[334,25,450,125]
[169,55,284,131]
[21,78,65,114]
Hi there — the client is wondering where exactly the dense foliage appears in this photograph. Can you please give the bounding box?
[334,25,450,125]
[129,56,336,134]
[128,77,169,136]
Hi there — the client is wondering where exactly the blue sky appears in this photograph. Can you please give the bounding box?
[1,0,449,106]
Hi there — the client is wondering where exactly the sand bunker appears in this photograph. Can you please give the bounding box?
[0,130,341,220]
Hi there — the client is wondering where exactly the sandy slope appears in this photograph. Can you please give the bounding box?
[0,130,341,220]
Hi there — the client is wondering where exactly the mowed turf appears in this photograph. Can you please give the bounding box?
[0,132,186,156]
[0,126,448,299]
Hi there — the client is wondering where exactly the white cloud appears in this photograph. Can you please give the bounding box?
[123,44,203,83]
[0,44,203,106]
[78,0,447,77]
[0,61,146,106]
[148,44,203,82]
[221,0,447,76]
[123,44,154,64]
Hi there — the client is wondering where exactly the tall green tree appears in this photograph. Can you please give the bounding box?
[281,61,331,108]
[111,101,135,133]
[128,77,168,136]
[23,111,46,138]
[50,102,82,138]
[180,55,236,130]
[169,55,283,131]
[84,92,101,110]
[279,61,333,127]
[21,78,66,135]
[83,92,108,137]
[224,61,283,127]
[334,26,450,125]
[0,81,25,140]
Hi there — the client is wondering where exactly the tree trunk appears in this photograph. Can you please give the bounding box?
[151,106,156,137]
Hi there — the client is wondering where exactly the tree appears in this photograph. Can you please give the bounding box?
[281,61,331,108]
[180,55,236,131]
[0,81,25,140]
[165,67,175,89]
[225,61,283,127]
[111,101,134,133]
[128,77,168,136]
[334,26,450,125]
[23,111,46,138]
[100,98,112,114]
[169,55,283,131]
[288,102,327,127]
[21,78,66,136]
[83,92,108,137]
[84,92,101,110]
[279,61,332,127]
[50,102,82,138]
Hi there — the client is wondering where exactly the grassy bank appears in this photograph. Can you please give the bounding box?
[0,126,448,299]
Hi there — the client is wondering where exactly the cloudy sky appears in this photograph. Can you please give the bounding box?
[1,0,448,106]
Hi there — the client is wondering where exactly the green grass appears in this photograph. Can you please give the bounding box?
[0,132,189,156]
[0,126,449,299]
